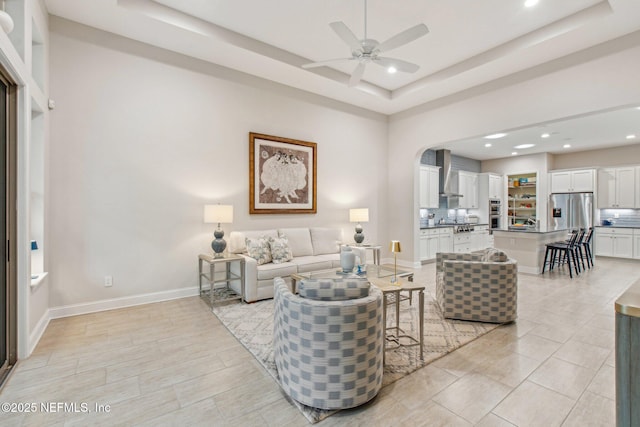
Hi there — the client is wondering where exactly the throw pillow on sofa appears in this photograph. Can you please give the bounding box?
[269,236,293,264]
[245,237,272,265]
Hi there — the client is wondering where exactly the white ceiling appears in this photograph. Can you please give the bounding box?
[44,0,640,157]
[434,104,640,160]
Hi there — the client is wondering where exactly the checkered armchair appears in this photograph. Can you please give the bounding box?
[273,277,384,410]
[436,249,518,323]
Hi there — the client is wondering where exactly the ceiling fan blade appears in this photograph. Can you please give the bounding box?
[302,58,353,69]
[374,57,420,73]
[329,21,363,52]
[348,62,366,87]
[377,23,429,53]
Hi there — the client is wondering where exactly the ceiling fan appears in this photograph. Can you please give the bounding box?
[302,0,429,87]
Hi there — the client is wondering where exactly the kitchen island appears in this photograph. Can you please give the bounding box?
[493,228,569,274]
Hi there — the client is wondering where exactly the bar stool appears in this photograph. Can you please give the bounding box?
[580,227,594,269]
[542,229,580,277]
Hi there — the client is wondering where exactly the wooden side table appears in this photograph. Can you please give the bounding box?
[198,253,245,306]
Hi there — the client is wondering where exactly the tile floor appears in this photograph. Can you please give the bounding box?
[1,257,636,426]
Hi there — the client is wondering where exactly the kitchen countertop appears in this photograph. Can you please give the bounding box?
[616,278,640,318]
[494,228,568,234]
[420,223,489,229]
[595,225,640,229]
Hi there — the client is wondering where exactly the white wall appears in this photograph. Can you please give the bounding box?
[552,143,640,170]
[48,19,388,308]
[388,42,640,263]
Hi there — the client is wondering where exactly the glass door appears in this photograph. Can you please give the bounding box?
[0,67,17,387]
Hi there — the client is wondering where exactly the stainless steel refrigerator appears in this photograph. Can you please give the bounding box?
[548,192,594,230]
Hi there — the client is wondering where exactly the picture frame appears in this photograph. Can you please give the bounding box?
[249,132,317,214]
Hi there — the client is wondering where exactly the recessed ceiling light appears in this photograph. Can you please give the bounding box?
[511,152,518,156]
[484,133,507,139]
[563,144,571,148]
[484,143,492,147]
[627,134,637,139]
[514,143,535,149]
[387,66,397,74]
[524,0,539,7]
[541,133,550,138]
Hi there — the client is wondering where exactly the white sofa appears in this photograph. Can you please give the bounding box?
[228,227,363,302]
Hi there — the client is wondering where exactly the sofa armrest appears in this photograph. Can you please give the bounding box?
[230,254,258,302]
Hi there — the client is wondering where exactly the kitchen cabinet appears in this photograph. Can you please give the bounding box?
[420,227,453,260]
[439,231,453,253]
[489,174,503,199]
[419,165,440,208]
[550,169,595,193]
[595,227,633,259]
[634,230,640,260]
[452,226,490,253]
[453,234,472,253]
[456,171,479,209]
[597,167,636,208]
[479,173,503,200]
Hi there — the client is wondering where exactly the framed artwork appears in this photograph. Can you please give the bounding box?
[249,132,317,214]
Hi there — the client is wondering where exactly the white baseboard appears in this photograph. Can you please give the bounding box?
[29,310,51,356]
[48,286,199,320]
[518,265,540,275]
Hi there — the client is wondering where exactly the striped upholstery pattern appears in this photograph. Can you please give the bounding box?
[297,278,370,301]
[436,251,518,323]
[273,277,383,409]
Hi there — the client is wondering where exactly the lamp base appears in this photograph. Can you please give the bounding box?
[211,228,227,258]
[354,223,364,244]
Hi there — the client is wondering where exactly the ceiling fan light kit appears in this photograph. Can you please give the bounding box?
[302,0,428,87]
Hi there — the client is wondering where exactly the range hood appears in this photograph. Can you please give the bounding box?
[435,149,463,207]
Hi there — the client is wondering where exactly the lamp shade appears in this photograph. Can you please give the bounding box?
[349,208,369,223]
[389,240,401,253]
[204,204,233,224]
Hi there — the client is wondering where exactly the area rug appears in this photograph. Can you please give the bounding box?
[211,292,499,424]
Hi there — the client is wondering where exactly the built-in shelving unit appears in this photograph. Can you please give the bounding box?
[507,173,537,227]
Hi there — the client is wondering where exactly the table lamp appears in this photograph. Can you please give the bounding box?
[390,240,401,284]
[349,208,369,245]
[204,204,233,258]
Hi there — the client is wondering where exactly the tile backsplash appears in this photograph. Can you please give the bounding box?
[599,209,640,227]
[419,208,472,227]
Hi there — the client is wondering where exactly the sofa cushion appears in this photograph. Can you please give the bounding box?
[278,228,313,257]
[269,236,293,264]
[245,237,272,265]
[298,278,370,301]
[481,248,509,262]
[289,256,333,273]
[315,253,341,268]
[256,262,298,281]
[310,228,342,255]
[229,229,278,254]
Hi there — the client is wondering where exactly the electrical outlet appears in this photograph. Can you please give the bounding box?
[104,276,113,287]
